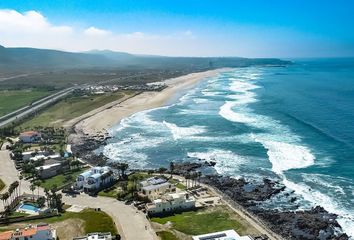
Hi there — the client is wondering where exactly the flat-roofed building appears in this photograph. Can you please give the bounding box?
[139,177,176,200]
[192,230,253,240]
[36,163,62,179]
[146,192,195,216]
[73,232,112,240]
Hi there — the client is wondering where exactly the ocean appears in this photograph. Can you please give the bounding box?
[102,59,354,237]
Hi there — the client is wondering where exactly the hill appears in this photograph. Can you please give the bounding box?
[0,45,290,71]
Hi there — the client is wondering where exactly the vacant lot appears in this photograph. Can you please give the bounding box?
[18,92,128,129]
[0,89,51,117]
[156,231,179,240]
[151,206,249,236]
[40,169,86,190]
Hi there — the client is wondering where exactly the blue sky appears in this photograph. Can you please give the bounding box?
[0,0,353,57]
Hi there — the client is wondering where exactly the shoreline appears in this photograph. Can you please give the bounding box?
[68,68,231,145]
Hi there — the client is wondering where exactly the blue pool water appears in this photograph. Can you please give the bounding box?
[19,203,39,212]
[102,58,354,237]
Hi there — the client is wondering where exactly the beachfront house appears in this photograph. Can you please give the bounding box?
[75,166,114,192]
[19,131,41,143]
[146,192,195,216]
[0,224,56,240]
[139,176,176,200]
[73,232,113,240]
[192,230,253,240]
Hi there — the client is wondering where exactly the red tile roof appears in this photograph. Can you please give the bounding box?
[20,131,39,137]
[0,231,12,240]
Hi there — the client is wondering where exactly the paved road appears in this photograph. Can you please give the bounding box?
[0,87,75,128]
[0,144,157,240]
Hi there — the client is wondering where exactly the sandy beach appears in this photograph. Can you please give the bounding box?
[70,68,230,139]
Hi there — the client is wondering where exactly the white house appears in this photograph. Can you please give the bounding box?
[19,131,41,143]
[0,224,56,240]
[76,166,114,192]
[146,192,195,215]
[73,232,112,240]
[139,177,176,200]
[192,230,253,240]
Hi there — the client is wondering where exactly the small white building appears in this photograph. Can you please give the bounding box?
[139,177,176,200]
[146,192,195,216]
[0,224,56,240]
[73,232,112,240]
[192,230,253,240]
[76,166,114,192]
[19,131,41,143]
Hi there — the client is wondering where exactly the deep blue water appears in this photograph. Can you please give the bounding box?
[103,59,354,237]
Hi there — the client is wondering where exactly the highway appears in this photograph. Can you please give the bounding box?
[0,87,75,128]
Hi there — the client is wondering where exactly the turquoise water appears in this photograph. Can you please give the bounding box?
[103,59,354,237]
[19,203,39,212]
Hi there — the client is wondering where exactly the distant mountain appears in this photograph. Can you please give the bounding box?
[0,46,113,70]
[0,45,290,71]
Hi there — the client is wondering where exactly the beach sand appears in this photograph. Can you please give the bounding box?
[70,68,230,139]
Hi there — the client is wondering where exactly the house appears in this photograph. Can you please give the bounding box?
[192,230,253,240]
[0,224,56,240]
[36,163,62,179]
[73,232,112,240]
[75,166,114,192]
[19,131,41,143]
[146,192,195,216]
[139,177,176,200]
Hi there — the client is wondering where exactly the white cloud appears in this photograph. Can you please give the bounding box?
[84,27,111,36]
[0,9,202,56]
[0,9,347,57]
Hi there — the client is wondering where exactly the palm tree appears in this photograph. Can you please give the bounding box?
[12,181,19,200]
[197,172,202,187]
[0,194,6,208]
[110,162,129,179]
[8,184,14,204]
[19,175,23,196]
[2,192,9,208]
[169,162,175,178]
[119,163,129,179]
[34,181,41,198]
[30,184,36,201]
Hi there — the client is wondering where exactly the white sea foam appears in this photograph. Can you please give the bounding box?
[219,101,254,123]
[254,138,315,174]
[187,149,247,175]
[229,80,260,93]
[103,133,167,168]
[163,121,206,140]
[193,98,209,104]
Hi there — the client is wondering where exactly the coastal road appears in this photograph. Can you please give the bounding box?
[0,87,76,128]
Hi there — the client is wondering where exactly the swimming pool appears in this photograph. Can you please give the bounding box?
[18,203,40,213]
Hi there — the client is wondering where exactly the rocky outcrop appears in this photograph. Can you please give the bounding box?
[200,175,348,240]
